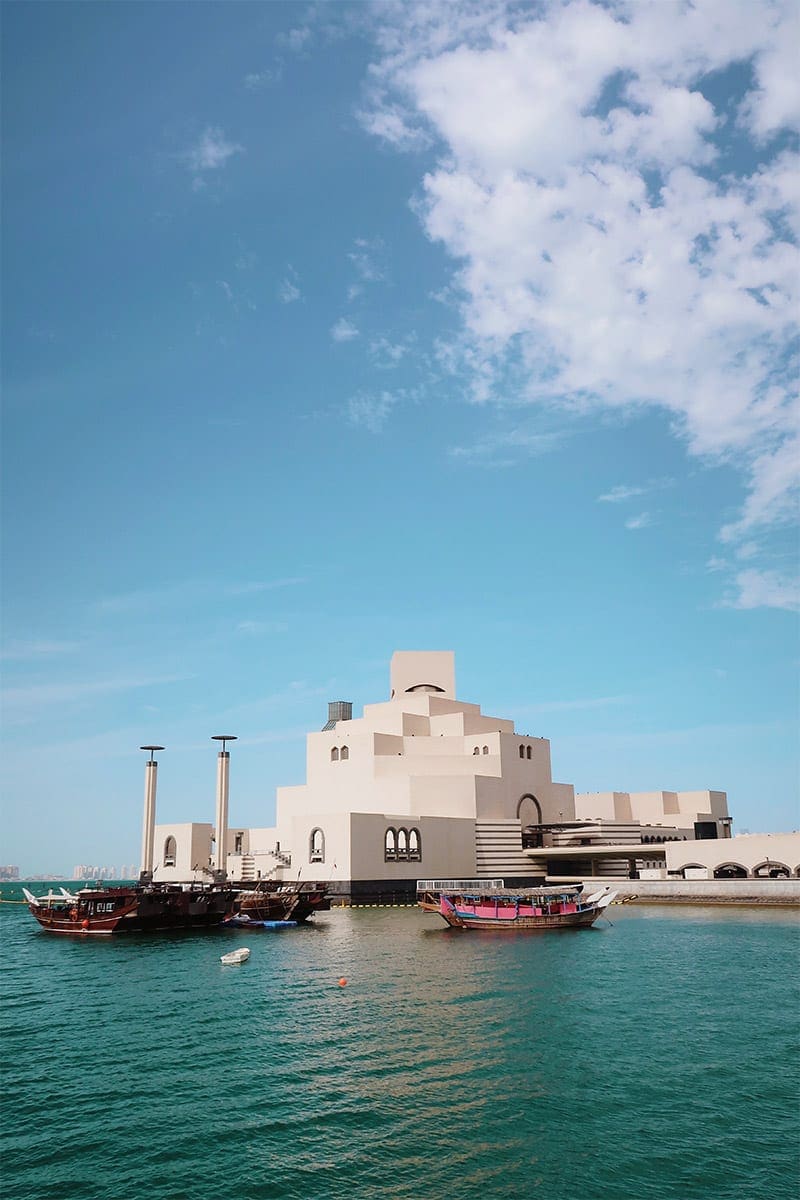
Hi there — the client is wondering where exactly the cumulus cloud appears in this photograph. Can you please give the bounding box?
[361,0,799,608]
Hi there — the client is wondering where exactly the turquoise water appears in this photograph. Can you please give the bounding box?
[2,902,798,1200]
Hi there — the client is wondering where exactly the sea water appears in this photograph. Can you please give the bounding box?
[1,901,798,1200]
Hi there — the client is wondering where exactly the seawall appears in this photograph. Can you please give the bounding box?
[571,876,800,906]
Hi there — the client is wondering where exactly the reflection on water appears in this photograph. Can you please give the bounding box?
[2,903,798,1200]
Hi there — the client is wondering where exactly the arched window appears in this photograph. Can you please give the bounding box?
[397,828,409,859]
[753,860,790,879]
[163,836,176,868]
[519,745,525,758]
[340,746,349,761]
[473,747,480,755]
[384,828,397,861]
[526,746,532,760]
[713,863,748,879]
[482,745,489,755]
[309,828,325,864]
[331,747,339,762]
[408,828,421,861]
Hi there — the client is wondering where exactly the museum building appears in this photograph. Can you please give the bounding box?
[154,651,739,902]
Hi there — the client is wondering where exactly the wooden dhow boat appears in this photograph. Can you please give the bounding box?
[418,883,617,930]
[231,880,331,924]
[23,882,237,936]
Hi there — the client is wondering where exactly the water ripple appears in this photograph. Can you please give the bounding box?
[2,904,798,1200]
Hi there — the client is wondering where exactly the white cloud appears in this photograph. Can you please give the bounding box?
[183,127,243,183]
[362,0,800,606]
[598,484,647,503]
[331,317,360,342]
[348,237,386,284]
[236,620,289,635]
[1,639,80,661]
[3,673,191,710]
[347,390,398,432]
[625,512,653,530]
[449,427,561,467]
[244,63,283,89]
[279,268,302,303]
[725,568,800,612]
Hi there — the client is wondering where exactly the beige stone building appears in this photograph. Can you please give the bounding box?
[153,651,743,900]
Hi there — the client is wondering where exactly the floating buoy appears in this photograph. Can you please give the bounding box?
[338,977,348,987]
[81,919,90,930]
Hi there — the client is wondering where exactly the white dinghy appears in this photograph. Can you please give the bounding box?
[220,947,251,965]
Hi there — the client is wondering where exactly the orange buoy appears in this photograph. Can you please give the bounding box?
[81,919,90,930]
[338,977,348,987]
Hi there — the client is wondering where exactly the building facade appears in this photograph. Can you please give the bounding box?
[153,650,737,900]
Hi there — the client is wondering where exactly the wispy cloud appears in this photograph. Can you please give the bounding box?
[598,484,647,503]
[625,512,653,530]
[346,390,397,433]
[515,695,631,716]
[1,639,80,662]
[369,334,416,368]
[236,620,289,635]
[279,267,302,304]
[243,63,283,90]
[449,428,561,468]
[3,673,192,710]
[331,317,359,342]
[183,127,243,188]
[94,578,305,616]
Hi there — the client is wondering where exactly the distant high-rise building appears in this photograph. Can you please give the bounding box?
[0,865,20,880]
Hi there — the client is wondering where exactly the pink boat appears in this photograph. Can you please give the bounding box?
[419,883,616,930]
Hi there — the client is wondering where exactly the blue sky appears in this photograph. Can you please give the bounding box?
[2,0,798,874]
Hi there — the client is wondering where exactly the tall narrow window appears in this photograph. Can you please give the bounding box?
[519,745,525,758]
[482,745,489,755]
[163,836,176,868]
[340,746,349,761]
[473,747,480,755]
[408,828,421,861]
[234,832,243,854]
[397,828,409,859]
[331,747,339,762]
[526,746,532,760]
[384,828,397,861]
[309,828,325,864]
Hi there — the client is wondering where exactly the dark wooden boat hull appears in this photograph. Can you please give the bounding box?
[234,883,330,923]
[27,885,237,935]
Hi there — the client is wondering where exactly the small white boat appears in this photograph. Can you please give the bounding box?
[220,947,250,965]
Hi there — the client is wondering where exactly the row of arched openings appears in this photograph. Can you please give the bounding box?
[385,827,421,862]
[472,746,490,755]
[642,835,687,843]
[330,746,349,761]
[519,745,533,759]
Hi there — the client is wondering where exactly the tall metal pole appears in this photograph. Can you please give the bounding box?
[139,746,164,883]
[212,736,237,882]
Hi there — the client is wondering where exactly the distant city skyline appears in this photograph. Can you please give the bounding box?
[2,1,798,873]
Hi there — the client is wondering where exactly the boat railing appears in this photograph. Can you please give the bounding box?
[416,879,505,894]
